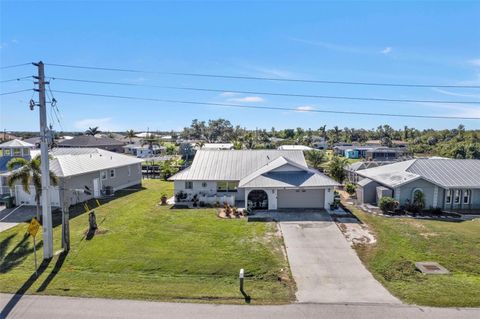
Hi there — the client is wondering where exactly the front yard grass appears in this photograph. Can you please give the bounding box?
[345,202,480,307]
[0,180,295,304]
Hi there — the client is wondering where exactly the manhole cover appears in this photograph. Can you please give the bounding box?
[415,262,450,275]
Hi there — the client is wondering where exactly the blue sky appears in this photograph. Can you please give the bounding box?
[1,0,479,132]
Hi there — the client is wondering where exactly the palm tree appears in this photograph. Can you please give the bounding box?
[85,126,100,136]
[125,129,136,143]
[327,156,349,183]
[7,156,59,220]
[305,150,326,170]
[195,141,205,149]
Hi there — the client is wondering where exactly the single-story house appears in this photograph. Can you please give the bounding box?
[0,147,143,208]
[277,145,313,151]
[169,150,339,210]
[355,158,480,211]
[57,135,125,153]
[333,145,407,161]
[123,144,166,158]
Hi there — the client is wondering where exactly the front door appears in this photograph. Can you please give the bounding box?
[93,178,100,198]
[247,190,268,209]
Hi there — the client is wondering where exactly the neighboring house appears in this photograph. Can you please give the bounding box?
[311,136,328,150]
[0,132,19,142]
[57,135,125,152]
[202,143,234,150]
[277,145,313,151]
[169,150,339,210]
[0,148,143,208]
[355,158,480,211]
[23,137,41,148]
[333,145,407,161]
[123,144,166,158]
[345,161,394,183]
[0,139,35,172]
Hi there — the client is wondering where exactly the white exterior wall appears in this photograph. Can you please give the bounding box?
[324,187,334,209]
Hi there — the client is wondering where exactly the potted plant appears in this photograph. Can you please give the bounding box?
[192,194,199,207]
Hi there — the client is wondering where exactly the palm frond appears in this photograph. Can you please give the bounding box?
[6,157,29,171]
[49,170,59,186]
[8,169,31,193]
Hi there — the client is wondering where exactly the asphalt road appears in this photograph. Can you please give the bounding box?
[1,293,478,319]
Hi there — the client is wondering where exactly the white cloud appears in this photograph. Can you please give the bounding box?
[381,47,392,54]
[227,96,265,103]
[469,58,480,67]
[295,105,314,112]
[74,117,119,131]
[11,39,19,44]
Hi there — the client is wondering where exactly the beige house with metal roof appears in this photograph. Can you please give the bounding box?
[169,150,339,210]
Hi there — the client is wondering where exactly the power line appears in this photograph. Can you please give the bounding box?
[51,89,480,120]
[0,89,33,96]
[45,62,480,89]
[0,76,33,83]
[0,62,32,69]
[50,76,480,105]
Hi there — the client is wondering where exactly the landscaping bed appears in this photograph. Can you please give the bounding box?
[0,180,295,304]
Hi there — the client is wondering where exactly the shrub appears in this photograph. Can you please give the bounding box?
[345,183,356,196]
[379,196,398,213]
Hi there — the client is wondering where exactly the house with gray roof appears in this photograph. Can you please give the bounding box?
[355,158,480,211]
[169,150,339,210]
[57,135,125,152]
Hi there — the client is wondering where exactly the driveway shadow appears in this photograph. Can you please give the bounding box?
[248,209,332,222]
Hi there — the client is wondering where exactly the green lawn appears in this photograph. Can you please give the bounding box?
[345,202,480,307]
[0,180,295,304]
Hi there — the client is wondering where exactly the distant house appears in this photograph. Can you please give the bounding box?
[123,144,166,158]
[0,132,19,142]
[202,143,234,150]
[365,140,408,148]
[1,148,143,208]
[169,150,339,210]
[23,137,41,148]
[311,137,328,150]
[57,135,125,152]
[355,158,480,211]
[278,145,313,151]
[333,145,407,161]
[345,161,395,183]
[0,139,35,172]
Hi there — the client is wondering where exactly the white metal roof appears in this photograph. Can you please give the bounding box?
[202,143,234,149]
[170,150,307,181]
[239,156,339,188]
[49,148,143,177]
[356,158,480,189]
[0,139,35,148]
[277,145,313,151]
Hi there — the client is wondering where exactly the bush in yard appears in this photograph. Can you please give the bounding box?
[379,196,398,213]
[345,183,356,196]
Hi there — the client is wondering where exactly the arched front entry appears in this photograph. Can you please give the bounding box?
[247,190,269,209]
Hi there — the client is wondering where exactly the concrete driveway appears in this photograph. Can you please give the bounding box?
[279,210,399,304]
[0,205,37,232]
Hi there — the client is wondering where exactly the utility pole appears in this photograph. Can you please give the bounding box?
[34,61,53,259]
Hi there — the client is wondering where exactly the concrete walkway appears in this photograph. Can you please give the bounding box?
[279,211,399,304]
[0,205,37,233]
[1,293,478,319]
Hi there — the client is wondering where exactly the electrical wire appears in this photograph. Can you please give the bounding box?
[0,89,33,96]
[45,62,480,89]
[0,76,33,83]
[49,77,480,105]
[0,62,32,69]
[51,89,480,120]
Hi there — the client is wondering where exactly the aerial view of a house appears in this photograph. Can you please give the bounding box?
[170,149,339,209]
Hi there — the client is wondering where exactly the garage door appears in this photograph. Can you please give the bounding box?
[277,189,325,209]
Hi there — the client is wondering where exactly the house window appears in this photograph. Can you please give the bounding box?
[463,190,471,204]
[110,169,115,178]
[13,148,21,156]
[185,181,193,189]
[22,148,30,156]
[217,181,238,192]
[201,182,207,188]
[454,189,461,204]
[445,190,452,204]
[4,149,11,156]
[101,171,107,180]
[0,149,3,156]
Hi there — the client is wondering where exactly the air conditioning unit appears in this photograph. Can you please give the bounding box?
[104,186,114,196]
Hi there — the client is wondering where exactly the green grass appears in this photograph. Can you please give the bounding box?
[345,202,480,307]
[0,180,295,304]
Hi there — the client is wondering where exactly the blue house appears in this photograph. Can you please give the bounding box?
[0,139,35,172]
